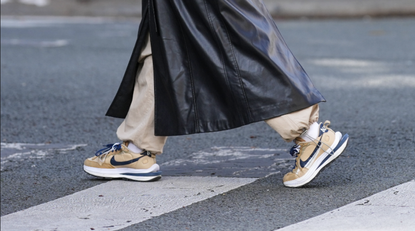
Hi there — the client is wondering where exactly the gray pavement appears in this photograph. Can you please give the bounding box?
[1,0,415,18]
[1,16,414,230]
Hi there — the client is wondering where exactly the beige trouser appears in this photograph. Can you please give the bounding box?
[117,35,319,154]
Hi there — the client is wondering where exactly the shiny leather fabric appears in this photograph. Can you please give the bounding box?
[106,0,325,136]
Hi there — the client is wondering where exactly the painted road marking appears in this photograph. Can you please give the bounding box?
[0,143,87,171]
[0,176,256,231]
[162,146,293,178]
[1,38,69,47]
[277,180,415,231]
[0,16,114,28]
[306,58,415,88]
[1,0,50,7]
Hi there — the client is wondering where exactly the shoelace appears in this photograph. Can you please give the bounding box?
[289,144,301,170]
[292,120,332,156]
[289,144,301,158]
[288,121,336,170]
[95,143,122,156]
[288,121,329,169]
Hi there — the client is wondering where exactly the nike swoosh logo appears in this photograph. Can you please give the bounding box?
[300,141,321,168]
[110,155,145,166]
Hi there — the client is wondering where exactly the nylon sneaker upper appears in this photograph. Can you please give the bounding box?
[83,142,161,182]
[283,120,349,187]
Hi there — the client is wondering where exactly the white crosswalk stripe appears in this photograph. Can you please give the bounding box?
[0,177,256,231]
[277,180,415,231]
[1,142,414,230]
[2,179,413,230]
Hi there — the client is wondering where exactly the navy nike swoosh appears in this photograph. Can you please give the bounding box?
[110,155,145,166]
[299,141,321,168]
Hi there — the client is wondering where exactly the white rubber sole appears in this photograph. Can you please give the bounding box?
[284,132,350,187]
[83,164,161,182]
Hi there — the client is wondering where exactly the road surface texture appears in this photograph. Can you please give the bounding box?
[1,16,414,230]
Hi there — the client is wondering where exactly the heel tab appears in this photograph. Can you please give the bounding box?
[323,120,331,127]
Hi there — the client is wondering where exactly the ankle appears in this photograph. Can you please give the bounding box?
[127,142,143,153]
[299,122,319,142]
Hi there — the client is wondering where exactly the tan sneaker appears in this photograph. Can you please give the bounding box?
[283,121,349,187]
[83,142,161,181]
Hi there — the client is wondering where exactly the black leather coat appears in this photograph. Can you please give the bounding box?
[106,0,325,136]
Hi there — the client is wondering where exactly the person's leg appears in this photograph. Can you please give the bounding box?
[84,35,166,181]
[116,37,167,155]
[267,105,349,187]
[266,104,319,142]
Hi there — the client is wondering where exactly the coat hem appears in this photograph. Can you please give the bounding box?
[154,100,324,136]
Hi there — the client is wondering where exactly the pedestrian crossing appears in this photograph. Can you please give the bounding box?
[0,177,257,231]
[277,180,415,231]
[1,177,413,231]
[1,143,414,230]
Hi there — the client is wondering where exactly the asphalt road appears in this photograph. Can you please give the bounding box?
[1,16,414,230]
